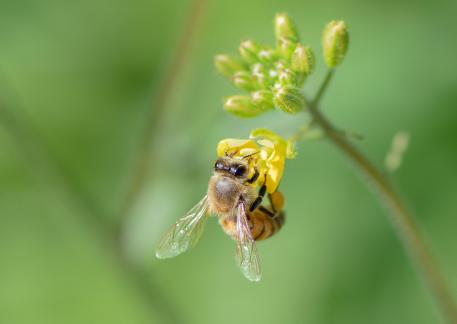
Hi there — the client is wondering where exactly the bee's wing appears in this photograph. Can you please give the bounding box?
[155,195,209,259]
[235,202,262,282]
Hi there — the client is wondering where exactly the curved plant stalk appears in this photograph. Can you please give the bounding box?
[307,70,457,324]
[119,0,207,220]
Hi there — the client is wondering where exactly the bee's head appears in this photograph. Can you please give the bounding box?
[214,157,248,179]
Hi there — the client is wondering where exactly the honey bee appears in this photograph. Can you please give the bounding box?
[155,153,285,282]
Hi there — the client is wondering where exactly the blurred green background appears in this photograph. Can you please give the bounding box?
[1,0,457,323]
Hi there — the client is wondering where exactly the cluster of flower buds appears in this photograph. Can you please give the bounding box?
[214,13,315,117]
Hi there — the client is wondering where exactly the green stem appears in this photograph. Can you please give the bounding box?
[311,69,334,106]
[307,70,457,323]
[119,0,207,220]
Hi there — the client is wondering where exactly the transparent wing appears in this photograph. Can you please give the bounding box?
[235,202,262,282]
[155,195,209,259]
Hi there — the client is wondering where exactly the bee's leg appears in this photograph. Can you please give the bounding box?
[254,191,284,217]
[249,174,267,212]
[246,167,259,184]
[226,149,239,158]
[257,205,274,217]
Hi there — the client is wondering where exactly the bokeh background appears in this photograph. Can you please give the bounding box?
[1,0,457,323]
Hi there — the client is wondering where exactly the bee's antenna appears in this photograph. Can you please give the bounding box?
[226,149,239,158]
[242,151,260,159]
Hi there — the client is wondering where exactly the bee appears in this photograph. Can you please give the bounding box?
[155,153,285,282]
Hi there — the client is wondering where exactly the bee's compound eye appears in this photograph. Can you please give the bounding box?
[215,160,224,170]
[232,165,246,177]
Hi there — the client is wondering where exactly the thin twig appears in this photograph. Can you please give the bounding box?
[0,1,208,321]
[311,69,334,106]
[307,70,457,323]
[119,0,207,220]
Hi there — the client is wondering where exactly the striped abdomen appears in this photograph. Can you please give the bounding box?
[248,208,285,241]
[219,191,285,241]
[219,208,285,241]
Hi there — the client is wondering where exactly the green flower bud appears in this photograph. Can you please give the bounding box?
[277,37,296,60]
[291,45,315,76]
[274,13,299,43]
[223,95,265,118]
[258,48,276,65]
[274,60,289,73]
[251,63,271,89]
[278,69,297,87]
[232,71,256,91]
[322,20,349,68]
[268,68,279,81]
[239,40,261,64]
[273,86,305,114]
[214,54,246,78]
[251,63,267,75]
[251,90,274,111]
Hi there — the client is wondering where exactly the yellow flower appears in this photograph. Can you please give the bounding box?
[216,129,295,193]
[216,138,259,158]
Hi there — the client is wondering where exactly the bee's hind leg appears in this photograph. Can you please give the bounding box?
[249,192,286,240]
[249,174,267,212]
[256,192,284,218]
